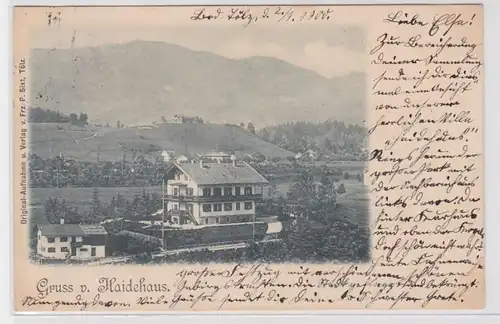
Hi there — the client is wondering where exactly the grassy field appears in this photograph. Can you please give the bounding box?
[29,123,294,162]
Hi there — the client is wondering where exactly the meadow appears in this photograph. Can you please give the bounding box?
[29,122,294,162]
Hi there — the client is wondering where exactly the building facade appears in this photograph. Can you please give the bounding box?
[36,222,108,260]
[162,160,269,225]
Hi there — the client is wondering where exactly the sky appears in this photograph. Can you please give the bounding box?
[28,8,367,78]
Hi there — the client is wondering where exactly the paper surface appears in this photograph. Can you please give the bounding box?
[12,4,484,312]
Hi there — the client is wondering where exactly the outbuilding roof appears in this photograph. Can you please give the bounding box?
[38,224,107,237]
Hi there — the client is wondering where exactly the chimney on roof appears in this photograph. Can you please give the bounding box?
[231,154,237,167]
[60,218,65,225]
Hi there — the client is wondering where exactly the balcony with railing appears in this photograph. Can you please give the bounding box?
[164,193,263,202]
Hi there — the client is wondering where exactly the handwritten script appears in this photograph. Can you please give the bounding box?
[189,7,334,27]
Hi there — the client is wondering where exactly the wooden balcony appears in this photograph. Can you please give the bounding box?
[164,194,263,202]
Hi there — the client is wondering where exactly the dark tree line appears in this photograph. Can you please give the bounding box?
[29,107,89,126]
[258,120,367,161]
[28,153,167,188]
[28,152,363,189]
[44,188,162,225]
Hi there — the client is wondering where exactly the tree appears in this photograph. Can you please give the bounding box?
[240,122,245,128]
[318,173,336,205]
[91,187,101,219]
[287,170,317,218]
[247,122,256,134]
[79,113,88,125]
[69,113,79,125]
[260,128,271,141]
[323,137,333,152]
[66,206,82,224]
[337,183,346,194]
[137,189,150,217]
[284,221,324,260]
[117,120,121,128]
[115,192,126,211]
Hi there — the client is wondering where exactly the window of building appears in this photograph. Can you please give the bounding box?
[224,187,232,196]
[175,173,180,180]
[216,218,220,224]
[224,203,232,211]
[60,236,68,242]
[172,216,179,224]
[203,188,211,196]
[235,187,241,195]
[236,202,241,210]
[244,187,252,195]
[186,188,193,196]
[225,216,230,223]
[61,247,69,253]
[80,248,88,252]
[48,247,55,253]
[173,204,178,210]
[244,202,253,210]
[214,187,222,196]
[214,203,222,212]
[203,204,212,212]
[173,187,179,196]
[91,247,96,256]
[72,236,76,242]
[205,218,209,224]
[47,237,55,243]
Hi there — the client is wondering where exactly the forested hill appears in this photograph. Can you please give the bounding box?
[258,120,368,161]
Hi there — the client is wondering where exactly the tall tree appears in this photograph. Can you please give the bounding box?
[69,113,79,125]
[91,187,101,219]
[287,170,317,218]
[79,113,88,125]
[247,122,256,134]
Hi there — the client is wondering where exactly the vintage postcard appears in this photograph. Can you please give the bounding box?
[12,4,484,312]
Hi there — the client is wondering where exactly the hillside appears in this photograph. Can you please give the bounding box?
[259,120,368,160]
[28,122,295,162]
[29,41,365,127]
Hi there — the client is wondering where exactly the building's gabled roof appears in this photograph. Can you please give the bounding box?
[38,224,107,237]
[38,224,85,237]
[168,161,269,185]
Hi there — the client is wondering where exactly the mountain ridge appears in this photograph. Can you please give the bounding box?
[30,40,366,127]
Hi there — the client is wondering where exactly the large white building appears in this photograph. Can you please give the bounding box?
[36,222,108,260]
[162,160,269,226]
